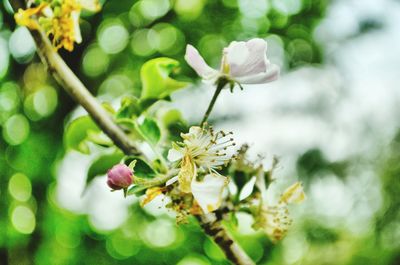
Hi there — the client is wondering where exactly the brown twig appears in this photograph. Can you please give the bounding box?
[10,0,139,156]
[9,1,254,264]
[197,214,255,265]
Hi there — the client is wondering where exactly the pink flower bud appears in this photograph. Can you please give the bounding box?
[107,164,133,190]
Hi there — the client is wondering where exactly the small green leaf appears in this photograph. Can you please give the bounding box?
[128,160,137,171]
[86,152,124,187]
[137,118,161,146]
[101,102,116,114]
[140,57,189,100]
[116,96,140,119]
[64,116,101,154]
[138,98,159,112]
[161,109,188,142]
[124,156,156,179]
[127,184,147,196]
[86,131,113,147]
[116,118,138,133]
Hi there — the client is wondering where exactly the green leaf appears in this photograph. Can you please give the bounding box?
[64,116,101,154]
[140,57,189,100]
[86,152,124,187]
[124,156,156,179]
[138,98,159,112]
[101,102,116,114]
[86,131,113,147]
[116,96,140,119]
[116,118,136,129]
[161,109,188,142]
[127,185,147,196]
[136,118,161,146]
[161,109,184,125]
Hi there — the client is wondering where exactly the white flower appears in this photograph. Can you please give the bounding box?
[168,126,235,172]
[15,0,101,51]
[167,126,236,213]
[185,38,280,86]
[258,202,292,242]
[280,181,306,204]
[255,181,305,242]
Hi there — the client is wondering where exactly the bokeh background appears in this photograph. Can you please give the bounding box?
[1,0,399,264]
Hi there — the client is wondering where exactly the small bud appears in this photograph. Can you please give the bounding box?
[107,164,133,190]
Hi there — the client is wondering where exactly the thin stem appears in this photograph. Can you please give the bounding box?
[135,168,179,186]
[201,81,225,125]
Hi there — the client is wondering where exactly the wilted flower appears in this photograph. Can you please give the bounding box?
[258,202,292,242]
[254,182,305,242]
[167,126,235,213]
[14,3,48,30]
[107,164,134,190]
[185,38,279,87]
[280,181,306,204]
[15,0,101,51]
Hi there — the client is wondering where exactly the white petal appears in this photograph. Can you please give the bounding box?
[228,180,238,196]
[167,148,184,162]
[79,0,100,11]
[42,6,54,18]
[184,45,218,80]
[166,176,179,186]
[188,126,203,136]
[191,174,227,213]
[181,126,203,142]
[71,11,82,44]
[239,176,257,201]
[234,63,280,84]
[225,38,269,78]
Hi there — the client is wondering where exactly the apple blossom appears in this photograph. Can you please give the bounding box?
[254,181,305,241]
[167,126,236,213]
[15,0,101,51]
[185,38,280,88]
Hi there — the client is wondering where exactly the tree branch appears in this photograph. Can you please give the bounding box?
[9,1,255,264]
[197,214,255,265]
[10,0,139,156]
[35,30,140,155]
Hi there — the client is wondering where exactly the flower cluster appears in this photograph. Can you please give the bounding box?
[95,37,304,243]
[167,126,236,213]
[15,0,100,51]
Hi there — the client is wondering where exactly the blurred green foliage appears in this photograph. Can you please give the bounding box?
[0,0,398,265]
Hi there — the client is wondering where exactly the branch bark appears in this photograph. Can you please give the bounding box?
[197,214,255,265]
[34,30,140,155]
[10,0,139,156]
[9,1,255,264]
